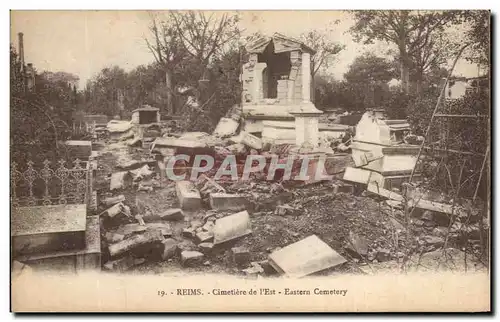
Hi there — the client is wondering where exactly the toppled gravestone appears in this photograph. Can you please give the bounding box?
[209,193,247,212]
[240,131,263,150]
[101,202,132,228]
[213,117,239,138]
[161,238,179,260]
[180,251,204,267]
[268,235,347,278]
[102,195,126,207]
[108,229,164,258]
[110,171,133,191]
[141,209,184,223]
[176,181,202,211]
[213,211,252,245]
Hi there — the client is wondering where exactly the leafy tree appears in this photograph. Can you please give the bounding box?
[350,10,461,94]
[344,53,395,109]
[461,10,490,69]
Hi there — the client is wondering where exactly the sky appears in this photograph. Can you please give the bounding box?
[10,10,482,89]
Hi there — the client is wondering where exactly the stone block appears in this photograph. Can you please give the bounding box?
[108,229,164,258]
[176,181,202,211]
[14,215,101,273]
[11,204,87,256]
[231,246,251,266]
[110,171,133,191]
[159,208,184,221]
[213,117,239,137]
[180,251,204,267]
[161,238,179,260]
[209,193,247,212]
[198,242,214,254]
[268,235,346,278]
[213,211,252,245]
[195,231,214,244]
[241,132,263,150]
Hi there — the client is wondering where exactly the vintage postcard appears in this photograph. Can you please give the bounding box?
[10,10,491,312]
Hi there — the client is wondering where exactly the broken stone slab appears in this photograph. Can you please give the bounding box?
[135,215,146,226]
[137,183,154,192]
[202,221,215,233]
[209,193,247,212]
[385,199,403,210]
[110,171,133,191]
[128,136,142,147]
[115,223,148,238]
[104,256,145,273]
[231,246,251,267]
[347,231,369,258]
[198,242,214,254]
[268,235,347,278]
[213,211,252,245]
[153,137,208,150]
[182,227,196,239]
[240,131,263,150]
[161,238,179,260]
[408,198,454,215]
[100,202,131,220]
[105,232,125,244]
[116,159,152,171]
[180,250,204,267]
[176,181,202,211]
[367,183,404,201]
[242,262,265,277]
[145,223,173,238]
[213,117,239,138]
[275,204,297,216]
[108,229,164,258]
[102,195,126,207]
[131,165,154,182]
[195,231,214,244]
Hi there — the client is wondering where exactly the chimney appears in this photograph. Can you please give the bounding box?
[18,32,24,72]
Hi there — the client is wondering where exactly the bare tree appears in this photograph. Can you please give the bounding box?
[300,26,345,77]
[169,11,240,82]
[145,12,186,114]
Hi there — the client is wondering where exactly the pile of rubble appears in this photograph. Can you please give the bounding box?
[90,105,487,277]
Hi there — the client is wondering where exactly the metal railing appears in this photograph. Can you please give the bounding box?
[11,159,92,209]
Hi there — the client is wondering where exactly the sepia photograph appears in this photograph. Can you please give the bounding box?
[9,9,491,312]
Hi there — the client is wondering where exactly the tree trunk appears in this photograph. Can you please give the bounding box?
[165,69,174,115]
[399,40,410,94]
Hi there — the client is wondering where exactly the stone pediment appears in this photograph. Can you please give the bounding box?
[245,32,315,55]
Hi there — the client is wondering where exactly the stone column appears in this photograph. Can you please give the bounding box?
[301,52,311,103]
